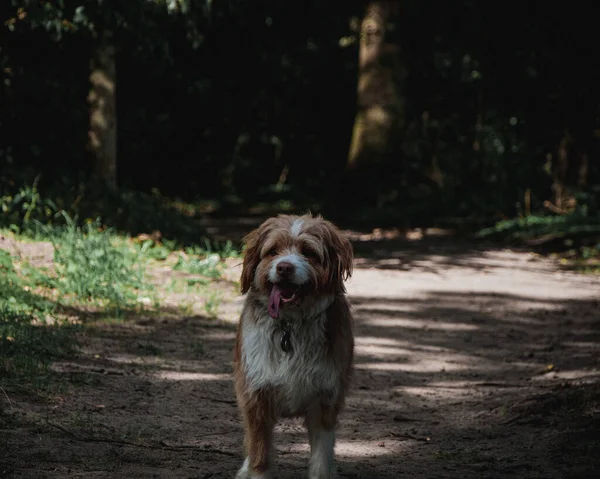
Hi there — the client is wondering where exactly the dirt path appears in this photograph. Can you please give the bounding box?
[2,238,600,478]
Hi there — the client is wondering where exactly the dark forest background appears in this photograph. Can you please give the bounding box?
[1,0,599,248]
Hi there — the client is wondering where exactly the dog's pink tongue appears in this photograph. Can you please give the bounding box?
[268,285,282,319]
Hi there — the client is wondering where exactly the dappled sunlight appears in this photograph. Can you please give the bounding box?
[5,219,599,479]
[337,438,413,457]
[356,359,469,373]
[530,369,600,382]
[353,301,417,314]
[202,330,237,341]
[348,255,600,301]
[397,385,478,401]
[426,380,521,389]
[102,353,164,367]
[362,317,479,331]
[280,439,412,458]
[355,336,453,353]
[155,371,232,381]
[355,343,413,357]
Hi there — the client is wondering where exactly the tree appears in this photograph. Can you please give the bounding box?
[87,26,117,189]
[3,0,195,189]
[347,1,405,170]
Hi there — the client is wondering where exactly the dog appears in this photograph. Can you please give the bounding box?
[233,214,355,478]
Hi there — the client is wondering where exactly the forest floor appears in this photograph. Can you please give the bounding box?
[1,224,599,478]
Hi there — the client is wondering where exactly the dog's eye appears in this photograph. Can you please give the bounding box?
[267,248,278,257]
[302,247,320,261]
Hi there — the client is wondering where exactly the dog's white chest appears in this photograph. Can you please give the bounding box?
[241,312,339,413]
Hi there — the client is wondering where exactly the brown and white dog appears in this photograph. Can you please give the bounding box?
[233,214,354,479]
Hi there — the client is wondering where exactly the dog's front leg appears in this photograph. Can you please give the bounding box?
[237,390,276,479]
[306,402,339,479]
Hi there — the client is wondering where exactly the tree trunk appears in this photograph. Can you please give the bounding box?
[347,1,405,169]
[88,40,117,189]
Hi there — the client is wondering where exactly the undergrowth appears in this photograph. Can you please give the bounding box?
[0,179,241,395]
[0,250,79,392]
[477,211,600,242]
[0,172,216,247]
[42,213,154,312]
[173,239,239,279]
[477,205,600,263]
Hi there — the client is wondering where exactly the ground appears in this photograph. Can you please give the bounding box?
[1,229,599,478]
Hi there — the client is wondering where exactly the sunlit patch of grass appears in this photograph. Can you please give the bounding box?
[0,249,80,393]
[0,185,238,398]
[31,213,160,316]
[172,239,240,279]
[204,289,222,318]
[477,211,600,245]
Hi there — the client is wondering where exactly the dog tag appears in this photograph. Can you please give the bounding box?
[281,330,291,353]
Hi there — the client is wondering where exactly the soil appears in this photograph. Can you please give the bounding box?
[1,230,600,478]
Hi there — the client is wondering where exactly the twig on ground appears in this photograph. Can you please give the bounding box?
[0,386,14,413]
[46,421,237,456]
[196,396,237,405]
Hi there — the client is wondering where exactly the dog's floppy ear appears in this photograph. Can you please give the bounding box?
[240,218,277,294]
[240,228,260,294]
[322,219,353,291]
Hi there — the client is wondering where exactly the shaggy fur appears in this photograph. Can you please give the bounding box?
[234,214,355,478]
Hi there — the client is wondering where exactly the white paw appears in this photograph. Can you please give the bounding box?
[235,457,249,479]
[308,463,337,479]
[236,457,272,479]
[308,428,336,479]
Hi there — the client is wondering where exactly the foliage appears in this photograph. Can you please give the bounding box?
[0,174,220,247]
[477,215,600,243]
[41,213,152,311]
[1,1,598,236]
[477,196,600,243]
[0,250,79,390]
[477,195,600,265]
[173,240,239,279]
[0,175,58,233]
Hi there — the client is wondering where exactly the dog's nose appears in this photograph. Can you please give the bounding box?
[276,261,295,276]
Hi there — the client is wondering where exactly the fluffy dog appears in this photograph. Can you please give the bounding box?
[233,214,354,478]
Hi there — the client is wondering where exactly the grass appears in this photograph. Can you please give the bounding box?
[0,172,213,247]
[173,239,239,279]
[0,182,241,396]
[476,211,600,242]
[477,207,600,271]
[46,214,156,313]
[0,249,79,392]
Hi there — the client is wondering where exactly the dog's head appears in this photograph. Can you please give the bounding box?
[240,214,353,318]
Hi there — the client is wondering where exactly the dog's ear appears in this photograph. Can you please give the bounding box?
[322,220,353,291]
[240,218,277,294]
[240,228,260,294]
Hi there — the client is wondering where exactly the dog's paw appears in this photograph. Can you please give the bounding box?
[235,457,250,479]
[308,462,337,479]
[308,473,337,479]
[235,458,273,479]
[308,468,337,479]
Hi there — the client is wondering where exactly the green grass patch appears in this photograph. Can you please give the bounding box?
[0,249,79,392]
[0,179,242,396]
[0,211,162,392]
[477,208,600,272]
[172,239,239,279]
[40,214,155,313]
[477,211,600,242]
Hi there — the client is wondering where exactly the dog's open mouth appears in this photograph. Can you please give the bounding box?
[268,282,300,319]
